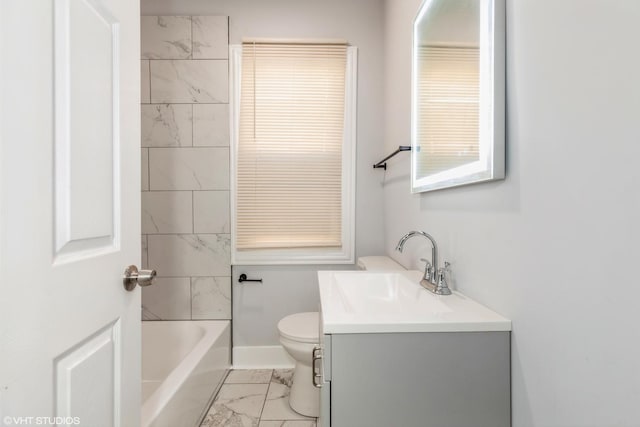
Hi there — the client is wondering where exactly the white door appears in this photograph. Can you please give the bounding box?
[0,0,141,426]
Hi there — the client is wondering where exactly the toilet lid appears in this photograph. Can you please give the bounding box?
[278,312,319,343]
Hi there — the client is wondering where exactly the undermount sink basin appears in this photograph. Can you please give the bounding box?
[318,270,511,334]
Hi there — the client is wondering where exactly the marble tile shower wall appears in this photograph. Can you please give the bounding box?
[140,16,231,321]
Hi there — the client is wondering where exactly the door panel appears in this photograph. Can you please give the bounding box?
[54,0,120,261]
[0,0,141,425]
[55,320,121,426]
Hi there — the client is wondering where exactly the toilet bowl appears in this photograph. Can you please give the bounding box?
[277,311,319,417]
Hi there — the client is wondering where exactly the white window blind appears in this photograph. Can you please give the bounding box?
[236,42,348,250]
[416,46,479,177]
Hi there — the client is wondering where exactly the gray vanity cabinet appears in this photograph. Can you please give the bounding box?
[318,331,510,427]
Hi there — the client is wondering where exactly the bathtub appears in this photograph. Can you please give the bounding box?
[141,321,231,427]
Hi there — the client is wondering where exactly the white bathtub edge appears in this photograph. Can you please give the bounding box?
[233,345,295,369]
[142,321,231,427]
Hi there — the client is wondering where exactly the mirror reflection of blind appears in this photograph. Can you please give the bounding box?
[237,42,347,250]
[417,46,479,177]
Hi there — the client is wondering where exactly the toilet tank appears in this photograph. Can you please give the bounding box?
[356,256,405,271]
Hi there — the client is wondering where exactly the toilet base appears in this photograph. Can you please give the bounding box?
[289,362,319,417]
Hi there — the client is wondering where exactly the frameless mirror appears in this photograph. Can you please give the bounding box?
[412,0,505,193]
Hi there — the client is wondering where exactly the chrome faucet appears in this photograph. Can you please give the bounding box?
[395,231,452,295]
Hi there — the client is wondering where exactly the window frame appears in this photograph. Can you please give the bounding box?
[229,44,357,265]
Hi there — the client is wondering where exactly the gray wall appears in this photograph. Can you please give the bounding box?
[383,0,640,426]
[140,0,387,345]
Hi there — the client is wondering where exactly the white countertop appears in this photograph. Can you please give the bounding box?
[319,270,512,334]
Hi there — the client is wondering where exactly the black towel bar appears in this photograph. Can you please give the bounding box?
[373,146,411,170]
[238,274,263,283]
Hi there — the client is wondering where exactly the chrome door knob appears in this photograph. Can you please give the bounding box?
[123,265,156,291]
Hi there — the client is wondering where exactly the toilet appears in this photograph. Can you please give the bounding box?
[277,257,406,417]
[278,311,320,416]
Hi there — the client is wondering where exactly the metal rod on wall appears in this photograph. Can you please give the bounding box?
[373,146,412,170]
[238,274,263,283]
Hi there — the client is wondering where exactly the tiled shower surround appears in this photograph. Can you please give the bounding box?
[140,16,231,321]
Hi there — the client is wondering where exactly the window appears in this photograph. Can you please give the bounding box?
[230,41,357,265]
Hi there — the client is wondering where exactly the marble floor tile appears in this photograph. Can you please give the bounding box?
[201,383,269,427]
[271,369,294,387]
[201,369,317,427]
[225,369,274,384]
[201,403,256,427]
[260,382,314,421]
[258,421,316,427]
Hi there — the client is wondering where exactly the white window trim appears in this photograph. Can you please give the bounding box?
[229,45,357,265]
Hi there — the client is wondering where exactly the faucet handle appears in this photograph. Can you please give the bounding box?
[419,257,433,272]
[435,265,453,295]
[419,258,434,281]
[437,261,451,280]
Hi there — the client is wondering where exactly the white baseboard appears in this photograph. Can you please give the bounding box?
[232,345,295,369]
